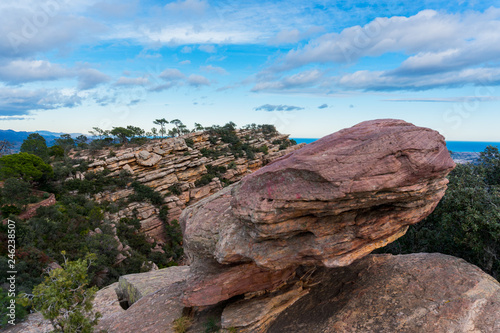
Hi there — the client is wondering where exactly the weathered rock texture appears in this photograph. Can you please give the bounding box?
[181,119,455,306]
[74,129,303,243]
[115,266,190,307]
[268,253,500,333]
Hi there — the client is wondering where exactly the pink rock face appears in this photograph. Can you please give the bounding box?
[180,119,455,307]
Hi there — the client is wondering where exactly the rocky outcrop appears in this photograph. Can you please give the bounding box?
[115,266,190,308]
[77,130,303,242]
[181,119,455,307]
[267,253,500,333]
[97,276,189,333]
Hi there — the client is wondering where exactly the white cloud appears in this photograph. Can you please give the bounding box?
[151,69,210,90]
[198,44,216,53]
[0,60,72,84]
[338,67,500,91]
[268,26,324,45]
[252,69,324,92]
[89,0,139,19]
[200,65,228,75]
[0,87,82,116]
[77,68,111,90]
[0,3,106,58]
[164,0,209,17]
[179,60,191,65]
[254,104,304,112]
[187,74,210,87]
[159,68,185,81]
[276,8,500,70]
[115,76,150,86]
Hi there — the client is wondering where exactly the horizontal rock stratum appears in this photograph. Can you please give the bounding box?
[180,119,456,306]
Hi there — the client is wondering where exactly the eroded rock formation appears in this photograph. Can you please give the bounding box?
[77,129,303,242]
[181,119,455,306]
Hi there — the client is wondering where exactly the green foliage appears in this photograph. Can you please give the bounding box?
[0,178,31,207]
[48,145,65,159]
[0,153,53,182]
[228,161,237,169]
[54,134,76,155]
[168,183,182,196]
[259,145,269,155]
[378,146,500,280]
[129,181,164,206]
[479,145,500,185]
[153,118,169,138]
[75,135,88,149]
[200,148,222,159]
[0,205,21,217]
[194,164,227,187]
[20,133,48,160]
[162,219,184,264]
[117,218,153,256]
[195,174,215,187]
[31,253,101,333]
[258,124,277,136]
[184,138,194,148]
[110,126,134,144]
[64,169,131,195]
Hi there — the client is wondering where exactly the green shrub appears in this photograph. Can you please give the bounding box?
[184,138,194,148]
[128,181,164,206]
[195,174,215,187]
[168,184,182,196]
[31,253,101,333]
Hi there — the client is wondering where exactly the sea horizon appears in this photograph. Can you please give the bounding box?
[291,138,500,153]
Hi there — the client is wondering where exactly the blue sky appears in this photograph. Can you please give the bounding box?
[1,0,500,140]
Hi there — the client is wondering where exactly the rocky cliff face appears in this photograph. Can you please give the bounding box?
[74,129,303,243]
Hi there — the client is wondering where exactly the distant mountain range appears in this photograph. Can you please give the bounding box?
[0,129,85,153]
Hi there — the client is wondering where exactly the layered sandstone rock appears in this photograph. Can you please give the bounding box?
[78,129,303,242]
[181,119,455,306]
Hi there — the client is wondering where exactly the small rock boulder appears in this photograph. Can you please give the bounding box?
[115,266,190,307]
[135,150,162,166]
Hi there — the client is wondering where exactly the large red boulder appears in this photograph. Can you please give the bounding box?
[180,119,455,307]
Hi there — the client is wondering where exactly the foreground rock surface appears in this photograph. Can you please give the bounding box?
[181,119,455,306]
[268,253,500,333]
[6,254,499,333]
